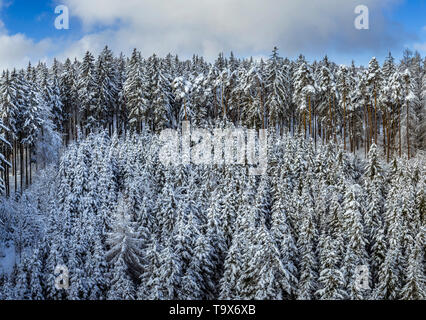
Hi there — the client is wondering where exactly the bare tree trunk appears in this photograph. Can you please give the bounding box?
[383,110,387,156]
[11,141,15,177]
[328,95,332,143]
[25,146,29,188]
[303,110,306,138]
[14,140,17,194]
[29,147,32,185]
[374,86,378,144]
[333,95,337,143]
[20,143,24,193]
[369,103,373,149]
[387,114,391,163]
[399,106,402,158]
[343,92,346,150]
[308,96,312,138]
[407,102,410,160]
[5,153,10,197]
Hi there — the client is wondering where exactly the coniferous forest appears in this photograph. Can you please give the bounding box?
[0,47,424,300]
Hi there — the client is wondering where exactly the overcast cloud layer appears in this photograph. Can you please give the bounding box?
[0,0,423,70]
[59,0,409,59]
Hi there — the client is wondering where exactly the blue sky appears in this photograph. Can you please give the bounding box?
[0,0,424,70]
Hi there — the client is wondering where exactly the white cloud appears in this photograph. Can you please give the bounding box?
[58,0,406,61]
[0,33,52,71]
[0,2,53,71]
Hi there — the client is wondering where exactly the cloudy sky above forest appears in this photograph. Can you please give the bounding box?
[0,0,425,70]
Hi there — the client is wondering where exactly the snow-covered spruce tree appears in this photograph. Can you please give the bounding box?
[27,247,44,300]
[124,49,146,133]
[172,75,194,125]
[347,61,364,153]
[157,168,180,245]
[0,118,11,195]
[240,62,264,128]
[366,57,382,146]
[380,53,397,160]
[138,240,163,300]
[401,68,419,159]
[122,139,154,231]
[293,60,315,137]
[220,167,241,248]
[400,227,425,300]
[226,173,293,300]
[173,207,201,293]
[107,253,135,300]
[363,144,386,284]
[270,177,298,298]
[398,171,420,272]
[296,185,318,300]
[85,234,109,300]
[97,138,119,236]
[388,70,405,157]
[205,168,228,283]
[374,169,404,299]
[95,46,119,132]
[49,58,65,133]
[327,187,346,264]
[142,54,174,132]
[153,59,175,131]
[191,72,213,128]
[342,184,370,300]
[60,58,79,143]
[253,221,296,300]
[219,176,256,300]
[106,197,145,299]
[77,51,98,135]
[254,175,272,230]
[13,262,30,300]
[184,231,217,300]
[218,232,244,300]
[147,241,183,300]
[317,61,336,142]
[336,65,353,150]
[0,70,19,195]
[265,47,291,131]
[316,233,346,300]
[178,215,208,300]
